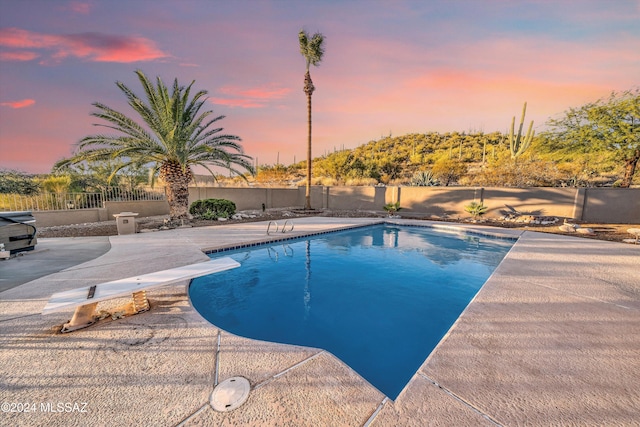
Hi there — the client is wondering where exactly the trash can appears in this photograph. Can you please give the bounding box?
[0,211,37,255]
[113,212,138,235]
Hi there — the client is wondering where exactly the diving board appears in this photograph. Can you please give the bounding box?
[42,257,240,332]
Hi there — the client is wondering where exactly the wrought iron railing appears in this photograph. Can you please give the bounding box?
[0,187,165,212]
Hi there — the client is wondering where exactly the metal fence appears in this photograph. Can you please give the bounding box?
[0,187,165,212]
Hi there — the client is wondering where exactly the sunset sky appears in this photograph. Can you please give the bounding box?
[1,0,639,174]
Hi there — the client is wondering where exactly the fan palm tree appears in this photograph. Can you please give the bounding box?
[298,29,325,210]
[55,70,253,220]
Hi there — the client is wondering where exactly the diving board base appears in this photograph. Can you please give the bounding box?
[61,302,98,333]
[60,290,150,333]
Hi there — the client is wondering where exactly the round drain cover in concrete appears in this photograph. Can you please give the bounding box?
[210,376,251,412]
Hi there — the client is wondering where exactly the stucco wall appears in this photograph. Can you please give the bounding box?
[271,188,300,209]
[399,187,481,218]
[33,209,106,227]
[581,188,640,223]
[188,187,300,211]
[105,200,169,218]
[187,186,639,223]
[481,187,578,218]
[33,200,169,227]
[31,186,640,226]
[325,186,380,210]
[189,187,267,210]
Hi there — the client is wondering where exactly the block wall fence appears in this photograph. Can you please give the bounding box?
[188,186,639,224]
[32,186,639,226]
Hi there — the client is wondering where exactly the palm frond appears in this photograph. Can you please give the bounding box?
[66,70,253,220]
[299,29,325,69]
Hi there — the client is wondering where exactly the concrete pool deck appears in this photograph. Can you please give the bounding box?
[1,217,639,426]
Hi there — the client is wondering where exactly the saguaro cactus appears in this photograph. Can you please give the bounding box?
[509,102,535,159]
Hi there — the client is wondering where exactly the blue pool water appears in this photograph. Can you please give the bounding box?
[189,224,514,399]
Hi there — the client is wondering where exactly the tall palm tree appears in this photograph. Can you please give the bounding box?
[298,29,325,210]
[56,70,254,220]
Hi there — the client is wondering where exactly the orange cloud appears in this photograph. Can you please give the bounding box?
[0,27,169,63]
[212,85,291,108]
[0,99,36,109]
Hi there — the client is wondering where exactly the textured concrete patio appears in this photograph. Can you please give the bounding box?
[1,217,638,426]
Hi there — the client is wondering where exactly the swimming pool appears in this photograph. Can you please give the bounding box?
[189,224,514,399]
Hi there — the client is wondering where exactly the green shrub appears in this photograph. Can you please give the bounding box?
[410,170,439,186]
[383,201,401,214]
[189,198,236,219]
[464,201,488,219]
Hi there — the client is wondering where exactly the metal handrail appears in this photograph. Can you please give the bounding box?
[266,221,278,235]
[282,220,294,233]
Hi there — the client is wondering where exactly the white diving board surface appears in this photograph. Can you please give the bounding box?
[42,257,240,315]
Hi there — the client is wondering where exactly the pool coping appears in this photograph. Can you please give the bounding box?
[1,217,639,426]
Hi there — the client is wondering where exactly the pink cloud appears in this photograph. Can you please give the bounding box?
[0,51,39,61]
[317,29,639,134]
[219,85,291,100]
[212,85,291,108]
[419,34,640,89]
[210,98,265,108]
[0,27,169,63]
[62,33,169,62]
[67,1,91,15]
[0,99,36,109]
[0,28,57,49]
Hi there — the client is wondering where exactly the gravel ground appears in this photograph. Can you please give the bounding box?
[35,208,639,244]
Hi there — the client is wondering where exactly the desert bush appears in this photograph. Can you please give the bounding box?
[189,198,236,219]
[317,177,339,186]
[432,157,467,186]
[466,153,561,187]
[344,177,378,186]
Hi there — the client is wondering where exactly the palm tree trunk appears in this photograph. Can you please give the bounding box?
[305,92,312,209]
[160,161,193,220]
[304,71,315,210]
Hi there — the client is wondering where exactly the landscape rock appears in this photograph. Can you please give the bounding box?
[501,214,559,225]
[627,228,640,236]
[576,227,595,235]
[559,224,576,233]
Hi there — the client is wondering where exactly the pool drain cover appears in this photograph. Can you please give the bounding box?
[210,376,251,412]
